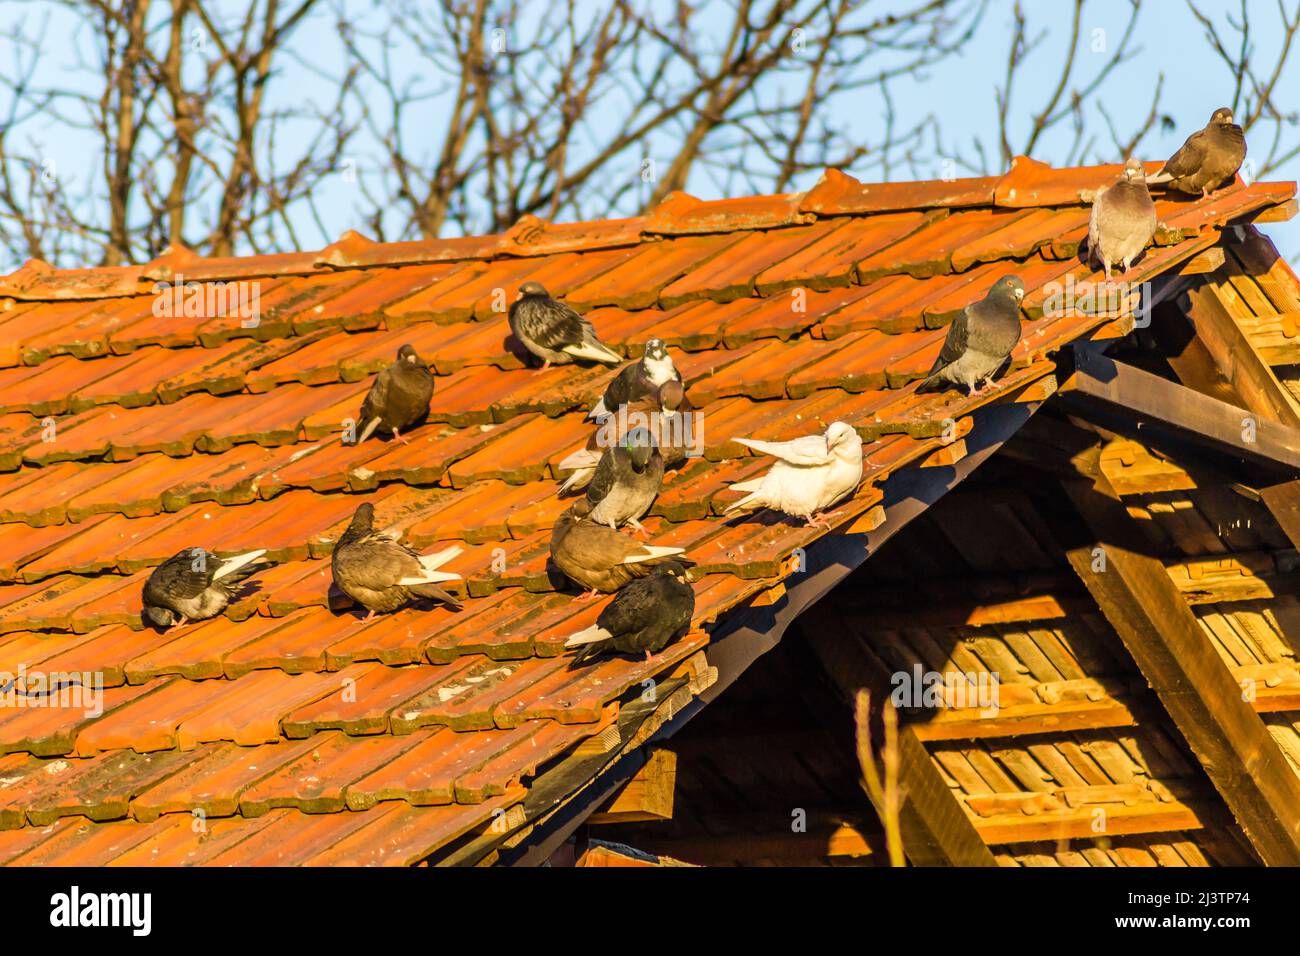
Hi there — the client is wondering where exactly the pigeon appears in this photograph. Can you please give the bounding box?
[142,547,273,631]
[917,274,1025,396]
[588,338,681,420]
[724,421,864,528]
[558,380,693,493]
[331,502,463,618]
[1087,159,1157,280]
[1149,107,1246,197]
[549,501,686,596]
[508,281,621,370]
[564,561,695,665]
[349,344,434,445]
[585,427,664,533]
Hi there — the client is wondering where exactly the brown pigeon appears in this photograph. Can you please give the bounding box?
[1149,107,1246,197]
[1087,159,1157,279]
[349,344,434,445]
[331,502,462,618]
[548,501,685,596]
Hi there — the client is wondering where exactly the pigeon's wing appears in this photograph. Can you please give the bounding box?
[596,576,658,636]
[144,549,216,604]
[359,365,395,423]
[1161,128,1210,181]
[586,448,621,507]
[929,308,971,373]
[733,433,832,466]
[340,536,422,590]
[529,299,589,351]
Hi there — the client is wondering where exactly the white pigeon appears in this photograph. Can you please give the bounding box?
[723,421,864,527]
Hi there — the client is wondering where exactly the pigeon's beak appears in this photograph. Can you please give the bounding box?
[1014,288,1025,302]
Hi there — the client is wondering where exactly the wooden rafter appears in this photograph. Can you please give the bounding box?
[1045,424,1300,866]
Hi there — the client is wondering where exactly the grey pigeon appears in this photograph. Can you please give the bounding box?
[585,427,664,533]
[549,501,686,596]
[508,281,621,370]
[558,380,693,493]
[1149,107,1246,197]
[916,275,1025,396]
[350,344,434,445]
[331,502,462,618]
[143,547,272,631]
[724,421,864,528]
[1087,159,1157,279]
[564,561,694,665]
[588,338,681,420]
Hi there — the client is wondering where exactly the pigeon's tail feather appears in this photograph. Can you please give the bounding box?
[558,448,600,493]
[728,476,766,494]
[623,545,685,566]
[563,340,621,366]
[587,398,609,421]
[355,416,382,445]
[405,581,463,609]
[565,624,613,648]
[724,492,764,515]
[1146,170,1174,185]
[213,549,270,583]
[914,370,947,393]
[398,570,461,585]
[417,546,463,573]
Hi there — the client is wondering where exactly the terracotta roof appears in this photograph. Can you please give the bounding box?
[0,159,1292,866]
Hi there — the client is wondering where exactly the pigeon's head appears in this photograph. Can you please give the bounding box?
[658,379,686,413]
[990,274,1025,305]
[143,604,177,628]
[642,338,669,362]
[397,344,427,367]
[1122,157,1146,183]
[623,426,657,469]
[518,281,549,298]
[1211,107,1235,126]
[348,502,376,531]
[825,421,859,450]
[656,560,692,584]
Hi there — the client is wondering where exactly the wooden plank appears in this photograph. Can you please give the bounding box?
[799,603,998,866]
[1052,433,1300,865]
[587,749,676,824]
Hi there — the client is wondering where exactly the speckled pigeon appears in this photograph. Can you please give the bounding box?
[508,281,621,370]
[588,338,681,420]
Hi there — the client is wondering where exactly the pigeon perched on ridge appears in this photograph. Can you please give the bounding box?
[565,561,695,665]
[1087,159,1157,280]
[348,344,434,445]
[549,501,686,596]
[331,502,462,618]
[508,281,621,370]
[723,421,864,528]
[916,274,1025,396]
[559,380,693,493]
[585,427,664,534]
[142,547,273,631]
[588,338,682,420]
[1148,107,1246,197]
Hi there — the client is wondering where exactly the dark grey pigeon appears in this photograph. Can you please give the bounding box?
[588,338,681,420]
[143,547,272,631]
[916,275,1025,397]
[1150,107,1246,197]
[564,561,695,665]
[1087,158,1157,279]
[585,427,664,533]
[350,344,434,445]
[508,281,621,370]
[331,502,462,618]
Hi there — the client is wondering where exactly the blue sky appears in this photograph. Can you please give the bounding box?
[0,0,1296,265]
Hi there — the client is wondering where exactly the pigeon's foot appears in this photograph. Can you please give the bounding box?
[644,650,653,662]
[536,360,552,374]
[627,519,649,540]
[166,618,188,634]
[575,589,599,602]
[391,428,410,446]
[362,609,376,623]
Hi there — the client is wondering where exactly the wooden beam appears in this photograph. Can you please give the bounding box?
[1057,348,1300,476]
[1052,434,1300,866]
[587,749,676,824]
[798,604,999,866]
